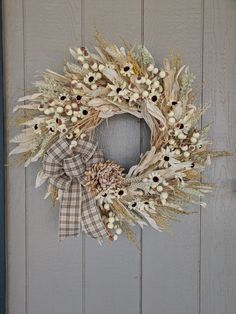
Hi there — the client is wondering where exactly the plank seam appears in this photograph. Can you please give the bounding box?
[139,1,144,314]
[22,0,28,313]
[199,1,205,314]
[81,1,86,314]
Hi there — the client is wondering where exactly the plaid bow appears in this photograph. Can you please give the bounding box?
[43,137,108,241]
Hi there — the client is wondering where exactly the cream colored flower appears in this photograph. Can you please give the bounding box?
[84,71,100,85]
[175,171,186,186]
[149,91,160,103]
[120,63,134,77]
[107,82,127,102]
[77,106,90,118]
[97,190,116,205]
[159,146,180,168]
[148,171,163,188]
[32,123,42,134]
[114,188,127,198]
[46,119,57,134]
[58,93,70,102]
[139,200,156,212]
[128,201,140,211]
[129,92,140,104]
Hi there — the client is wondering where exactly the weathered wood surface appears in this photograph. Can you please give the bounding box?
[5,0,236,313]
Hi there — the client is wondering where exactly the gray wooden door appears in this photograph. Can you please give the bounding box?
[5,1,236,314]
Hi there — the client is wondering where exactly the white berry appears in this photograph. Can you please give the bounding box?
[107,223,114,229]
[71,116,78,123]
[168,110,174,117]
[96,72,102,80]
[156,186,163,192]
[71,102,78,109]
[153,68,159,74]
[98,64,105,71]
[168,117,176,125]
[65,104,71,110]
[80,133,86,139]
[184,151,190,158]
[191,137,197,144]
[108,217,115,223]
[142,91,149,98]
[147,64,154,72]
[193,132,200,138]
[83,63,89,70]
[77,56,84,62]
[104,204,110,210]
[159,70,166,78]
[116,228,122,235]
[153,80,160,88]
[91,63,98,71]
[44,109,51,115]
[140,77,146,83]
[178,133,186,140]
[133,93,139,100]
[56,106,63,114]
[66,110,73,116]
[160,192,168,199]
[91,84,97,90]
[71,140,77,146]
[181,145,188,151]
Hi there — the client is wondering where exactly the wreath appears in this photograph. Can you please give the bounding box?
[10,33,229,245]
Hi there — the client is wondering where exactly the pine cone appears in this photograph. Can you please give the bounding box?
[84,160,124,194]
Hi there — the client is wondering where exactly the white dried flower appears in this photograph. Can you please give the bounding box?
[159,146,180,168]
[120,63,134,77]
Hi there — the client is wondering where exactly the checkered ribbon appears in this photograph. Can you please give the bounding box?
[43,137,108,240]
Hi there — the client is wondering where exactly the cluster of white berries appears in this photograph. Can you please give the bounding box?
[76,47,90,63]
[102,211,122,241]
[190,131,200,144]
[170,130,200,159]
[37,89,91,135]
[134,64,165,102]
[143,172,170,205]
[147,63,166,78]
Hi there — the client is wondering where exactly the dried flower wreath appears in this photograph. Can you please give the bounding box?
[10,33,229,245]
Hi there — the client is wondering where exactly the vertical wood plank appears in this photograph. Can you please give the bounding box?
[201,1,236,313]
[0,0,5,309]
[23,1,83,313]
[84,1,142,314]
[142,1,202,314]
[4,0,26,313]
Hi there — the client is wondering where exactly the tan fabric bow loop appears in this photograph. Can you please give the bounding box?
[43,137,108,241]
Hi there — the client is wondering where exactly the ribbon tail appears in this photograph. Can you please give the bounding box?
[59,181,82,240]
[81,187,109,239]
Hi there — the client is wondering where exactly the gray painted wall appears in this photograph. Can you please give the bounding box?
[5,0,236,314]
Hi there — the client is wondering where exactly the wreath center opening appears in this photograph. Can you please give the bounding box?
[96,114,151,172]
